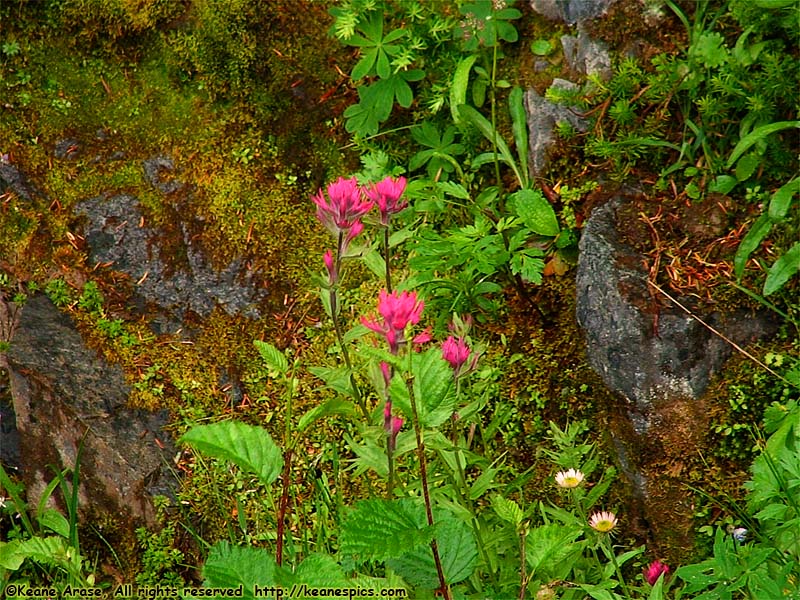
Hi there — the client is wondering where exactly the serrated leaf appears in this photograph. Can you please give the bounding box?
[491,494,524,526]
[289,553,351,591]
[734,213,772,278]
[203,541,280,596]
[764,243,800,296]
[340,499,436,563]
[437,180,471,200]
[512,189,559,236]
[388,508,478,588]
[526,524,584,579]
[254,340,288,377]
[16,536,71,567]
[768,178,799,221]
[180,421,283,487]
[308,365,353,396]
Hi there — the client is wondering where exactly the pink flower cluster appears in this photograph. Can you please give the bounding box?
[362,289,424,354]
[644,560,670,585]
[312,176,407,248]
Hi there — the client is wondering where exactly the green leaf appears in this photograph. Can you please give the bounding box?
[289,553,351,591]
[203,541,280,596]
[340,499,436,563]
[727,121,800,169]
[734,152,761,182]
[457,103,524,187]
[254,340,288,377]
[526,524,584,580]
[709,175,738,195]
[511,189,560,236]
[388,508,478,588]
[389,348,455,428]
[764,243,800,296]
[491,494,524,526]
[734,213,772,278]
[509,87,529,188]
[298,398,357,432]
[16,536,71,568]
[0,540,25,570]
[450,55,478,125]
[768,178,799,221]
[38,509,70,538]
[531,39,553,55]
[180,421,284,487]
[308,365,353,396]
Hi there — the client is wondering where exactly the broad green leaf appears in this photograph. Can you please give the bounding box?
[531,39,553,55]
[734,152,760,182]
[734,213,772,278]
[509,87,529,188]
[361,247,387,279]
[511,188,560,237]
[288,553,351,590]
[203,541,279,596]
[709,175,738,195]
[764,243,800,296]
[298,398,357,432]
[0,540,25,570]
[180,421,283,487]
[491,494,524,526]
[339,499,436,562]
[389,348,455,428]
[450,54,478,125]
[768,178,799,221]
[38,509,70,538]
[727,121,800,169]
[388,508,478,588]
[254,340,288,377]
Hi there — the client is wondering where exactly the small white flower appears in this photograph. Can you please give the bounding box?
[555,468,585,488]
[589,511,618,533]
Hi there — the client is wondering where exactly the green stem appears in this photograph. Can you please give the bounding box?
[489,43,502,197]
[600,535,633,600]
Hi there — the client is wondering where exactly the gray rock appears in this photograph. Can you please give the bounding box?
[0,294,177,524]
[576,195,778,433]
[530,0,616,25]
[561,30,612,80]
[0,162,38,202]
[76,194,267,321]
[524,87,587,179]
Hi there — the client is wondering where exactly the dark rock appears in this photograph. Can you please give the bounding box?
[525,86,587,179]
[75,194,268,322]
[0,370,20,469]
[54,138,80,160]
[0,294,177,524]
[0,162,39,202]
[143,156,183,195]
[530,0,616,25]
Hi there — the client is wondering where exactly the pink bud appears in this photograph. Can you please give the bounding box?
[643,560,670,585]
[323,250,337,284]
